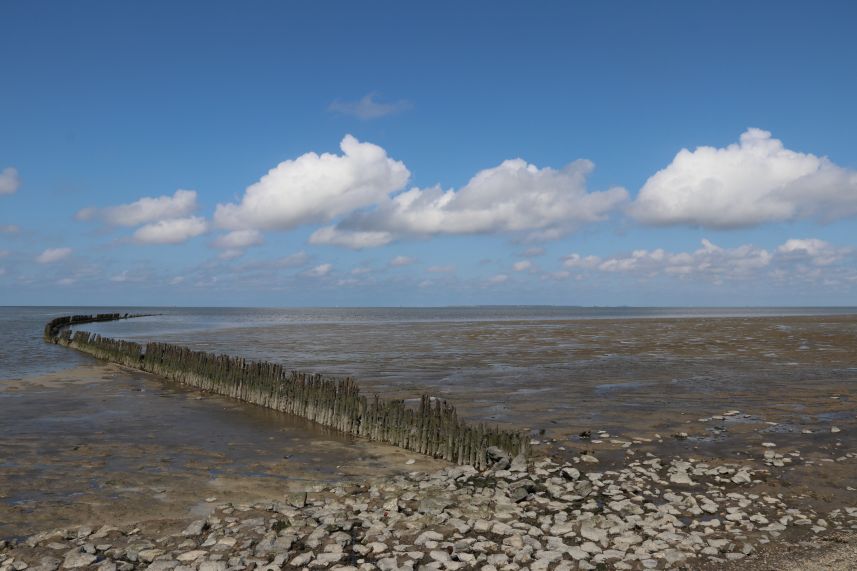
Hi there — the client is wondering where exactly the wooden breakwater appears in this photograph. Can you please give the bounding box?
[45,314,529,468]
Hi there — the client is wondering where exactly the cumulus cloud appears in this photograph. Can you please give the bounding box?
[214,135,410,231]
[631,128,857,228]
[0,167,20,195]
[214,136,626,248]
[133,216,207,244]
[562,238,852,284]
[36,247,72,263]
[777,238,848,266]
[0,224,19,234]
[513,260,532,271]
[337,158,628,242]
[389,255,416,267]
[308,226,394,249]
[328,93,412,120]
[79,189,198,226]
[487,274,509,284]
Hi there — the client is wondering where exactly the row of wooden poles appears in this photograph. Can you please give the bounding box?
[44,314,529,469]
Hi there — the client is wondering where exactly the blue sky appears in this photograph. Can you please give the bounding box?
[2,1,856,306]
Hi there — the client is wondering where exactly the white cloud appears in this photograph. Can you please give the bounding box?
[304,263,333,277]
[389,255,415,267]
[513,260,532,272]
[521,247,545,257]
[562,253,602,269]
[0,224,19,234]
[328,93,411,120]
[169,276,185,285]
[109,270,146,283]
[80,189,198,226]
[487,274,509,284]
[133,216,207,244]
[777,238,847,266]
[338,158,627,242]
[218,249,244,260]
[211,229,263,258]
[561,238,854,284]
[214,135,410,231]
[36,247,73,263]
[0,167,20,195]
[212,229,262,250]
[777,238,829,256]
[631,128,857,228]
[308,226,393,249]
[214,136,626,248]
[594,239,771,277]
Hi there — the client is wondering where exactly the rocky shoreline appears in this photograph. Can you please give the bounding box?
[3,436,856,571]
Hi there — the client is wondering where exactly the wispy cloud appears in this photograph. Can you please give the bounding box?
[36,247,73,263]
[0,167,20,195]
[328,92,412,120]
[133,216,208,244]
[78,189,198,227]
[389,255,416,267]
[303,263,333,278]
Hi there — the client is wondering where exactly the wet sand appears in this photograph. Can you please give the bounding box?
[0,364,446,540]
[108,314,857,511]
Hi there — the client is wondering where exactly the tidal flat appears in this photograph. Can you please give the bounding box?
[1,308,856,569]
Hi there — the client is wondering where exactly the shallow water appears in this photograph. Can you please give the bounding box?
[70,308,857,434]
[3,306,857,538]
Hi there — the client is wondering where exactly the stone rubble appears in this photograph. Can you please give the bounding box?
[2,449,856,571]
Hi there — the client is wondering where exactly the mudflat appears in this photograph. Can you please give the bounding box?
[1,313,855,569]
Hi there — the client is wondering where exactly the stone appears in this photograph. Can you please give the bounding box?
[137,549,165,563]
[62,551,97,569]
[181,520,206,537]
[670,472,694,485]
[287,492,307,508]
[560,467,581,481]
[176,551,207,562]
[418,496,450,514]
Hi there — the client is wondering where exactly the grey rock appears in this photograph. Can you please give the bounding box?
[62,551,97,569]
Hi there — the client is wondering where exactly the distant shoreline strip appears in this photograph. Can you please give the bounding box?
[43,313,529,468]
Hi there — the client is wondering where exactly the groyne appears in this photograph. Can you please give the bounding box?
[44,314,529,468]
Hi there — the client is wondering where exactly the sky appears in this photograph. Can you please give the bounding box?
[1,1,857,307]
